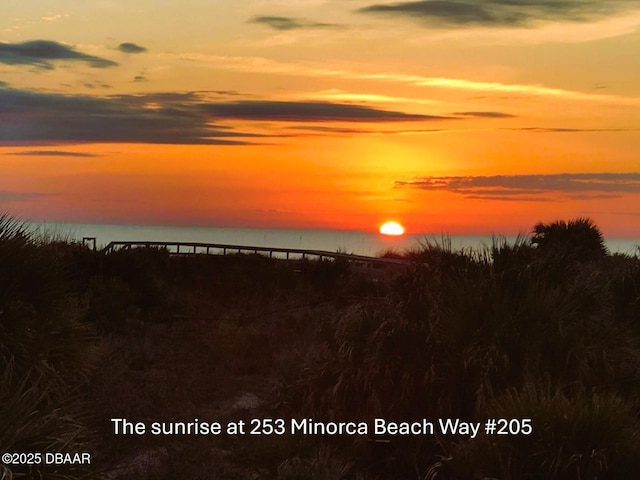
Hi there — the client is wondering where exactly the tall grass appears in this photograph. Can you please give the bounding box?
[4,213,639,478]
[0,214,96,479]
[278,220,640,478]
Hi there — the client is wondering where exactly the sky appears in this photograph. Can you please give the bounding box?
[1,0,640,237]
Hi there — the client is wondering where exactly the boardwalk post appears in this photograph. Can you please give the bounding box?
[82,237,97,251]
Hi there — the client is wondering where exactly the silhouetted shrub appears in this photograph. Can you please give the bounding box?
[532,217,608,262]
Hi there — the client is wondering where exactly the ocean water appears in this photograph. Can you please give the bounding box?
[30,222,640,257]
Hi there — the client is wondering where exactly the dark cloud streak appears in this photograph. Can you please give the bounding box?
[508,127,633,133]
[0,85,445,146]
[117,42,148,54]
[357,0,637,28]
[202,100,448,122]
[0,40,117,69]
[248,15,343,30]
[0,190,53,202]
[4,150,100,157]
[396,173,640,201]
[454,111,515,118]
[287,125,455,136]
[0,86,252,145]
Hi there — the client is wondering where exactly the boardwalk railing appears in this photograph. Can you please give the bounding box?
[102,240,407,268]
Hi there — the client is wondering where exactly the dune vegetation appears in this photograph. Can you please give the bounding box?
[1,215,640,479]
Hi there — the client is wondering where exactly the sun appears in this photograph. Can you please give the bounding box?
[379,221,405,236]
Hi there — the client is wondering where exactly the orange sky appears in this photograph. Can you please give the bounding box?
[1,1,640,237]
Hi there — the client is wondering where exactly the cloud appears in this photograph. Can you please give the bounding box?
[3,150,100,157]
[507,127,633,133]
[0,40,117,69]
[303,89,441,105]
[396,173,640,201]
[0,85,444,146]
[180,53,640,106]
[84,81,112,89]
[117,42,148,54]
[41,13,70,22]
[201,100,448,122]
[132,75,148,82]
[0,86,254,146]
[453,111,515,118]
[357,0,640,28]
[248,15,342,30]
[211,90,244,96]
[288,125,457,136]
[0,190,53,202]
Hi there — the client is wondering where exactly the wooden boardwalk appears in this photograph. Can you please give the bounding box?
[99,240,408,269]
